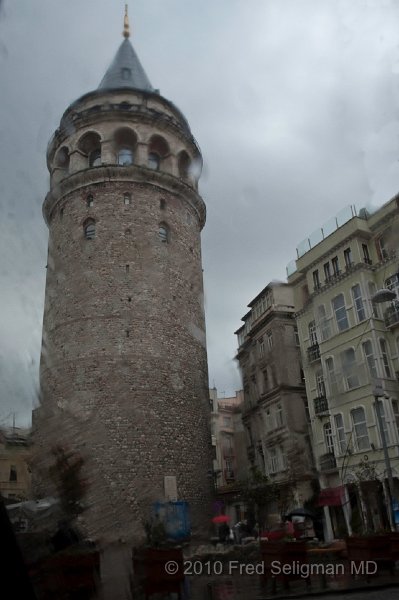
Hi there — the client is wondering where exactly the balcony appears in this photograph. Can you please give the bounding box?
[314,395,329,415]
[224,470,235,482]
[384,304,399,329]
[307,343,320,363]
[319,452,337,472]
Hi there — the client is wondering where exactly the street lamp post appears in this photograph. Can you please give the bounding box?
[373,387,396,531]
[371,287,398,531]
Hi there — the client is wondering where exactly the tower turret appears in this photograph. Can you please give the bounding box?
[34,9,212,544]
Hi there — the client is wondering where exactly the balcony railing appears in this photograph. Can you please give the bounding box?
[307,343,321,362]
[314,395,329,415]
[385,304,399,328]
[319,452,337,472]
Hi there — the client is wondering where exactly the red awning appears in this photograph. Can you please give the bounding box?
[317,486,344,507]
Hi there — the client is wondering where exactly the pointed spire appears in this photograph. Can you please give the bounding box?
[98,5,154,92]
[123,4,130,39]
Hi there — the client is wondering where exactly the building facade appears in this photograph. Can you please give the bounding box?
[0,428,31,503]
[287,199,399,537]
[33,14,213,544]
[235,282,315,524]
[210,388,247,522]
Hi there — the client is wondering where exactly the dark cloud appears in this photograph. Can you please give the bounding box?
[1,0,399,424]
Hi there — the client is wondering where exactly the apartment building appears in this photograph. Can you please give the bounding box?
[287,199,399,538]
[210,388,247,522]
[235,282,315,524]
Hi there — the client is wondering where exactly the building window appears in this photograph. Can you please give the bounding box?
[266,330,273,349]
[392,399,399,441]
[379,338,392,378]
[377,230,391,260]
[223,416,232,427]
[86,194,94,207]
[89,149,101,167]
[362,340,378,380]
[121,67,132,80]
[262,369,269,392]
[317,305,331,341]
[368,281,380,319]
[362,243,371,265]
[352,284,366,322]
[9,465,17,482]
[374,401,390,446]
[316,370,326,397]
[331,256,340,276]
[118,147,134,166]
[312,269,320,290]
[294,327,300,346]
[276,404,284,427]
[268,447,279,474]
[148,152,160,170]
[351,407,369,451]
[323,422,334,454]
[158,224,169,243]
[325,357,338,396]
[332,293,349,332]
[308,320,318,345]
[344,247,353,269]
[334,414,346,454]
[160,198,166,210]
[323,262,331,283]
[60,207,64,220]
[123,193,131,205]
[83,219,95,240]
[258,337,265,357]
[265,408,274,431]
[341,348,359,389]
[385,274,399,298]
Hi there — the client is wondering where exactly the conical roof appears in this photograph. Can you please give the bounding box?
[98,38,154,93]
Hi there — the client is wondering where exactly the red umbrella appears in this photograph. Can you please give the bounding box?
[212,515,230,524]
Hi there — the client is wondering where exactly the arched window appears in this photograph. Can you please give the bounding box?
[118,148,134,166]
[323,422,334,454]
[340,347,359,389]
[308,320,318,345]
[89,149,101,167]
[334,413,347,454]
[86,194,94,208]
[148,135,169,171]
[178,150,191,179]
[78,131,102,168]
[148,152,160,170]
[123,193,131,205]
[83,219,96,240]
[351,407,369,450]
[55,146,70,171]
[158,223,169,243]
[114,127,137,166]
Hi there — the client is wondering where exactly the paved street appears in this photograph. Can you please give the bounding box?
[308,586,399,600]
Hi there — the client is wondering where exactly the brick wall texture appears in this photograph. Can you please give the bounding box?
[32,90,214,544]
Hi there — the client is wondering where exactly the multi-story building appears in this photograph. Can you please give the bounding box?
[209,388,247,522]
[235,282,315,525]
[287,199,399,538]
[0,428,31,503]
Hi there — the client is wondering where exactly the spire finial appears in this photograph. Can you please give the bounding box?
[123,4,130,38]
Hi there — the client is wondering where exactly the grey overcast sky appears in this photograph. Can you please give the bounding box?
[1,0,399,425]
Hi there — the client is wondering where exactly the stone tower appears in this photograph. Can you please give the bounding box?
[34,10,212,544]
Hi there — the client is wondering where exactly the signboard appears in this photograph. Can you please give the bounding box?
[317,486,344,507]
[164,476,178,502]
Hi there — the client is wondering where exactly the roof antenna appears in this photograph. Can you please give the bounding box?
[123,4,130,38]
